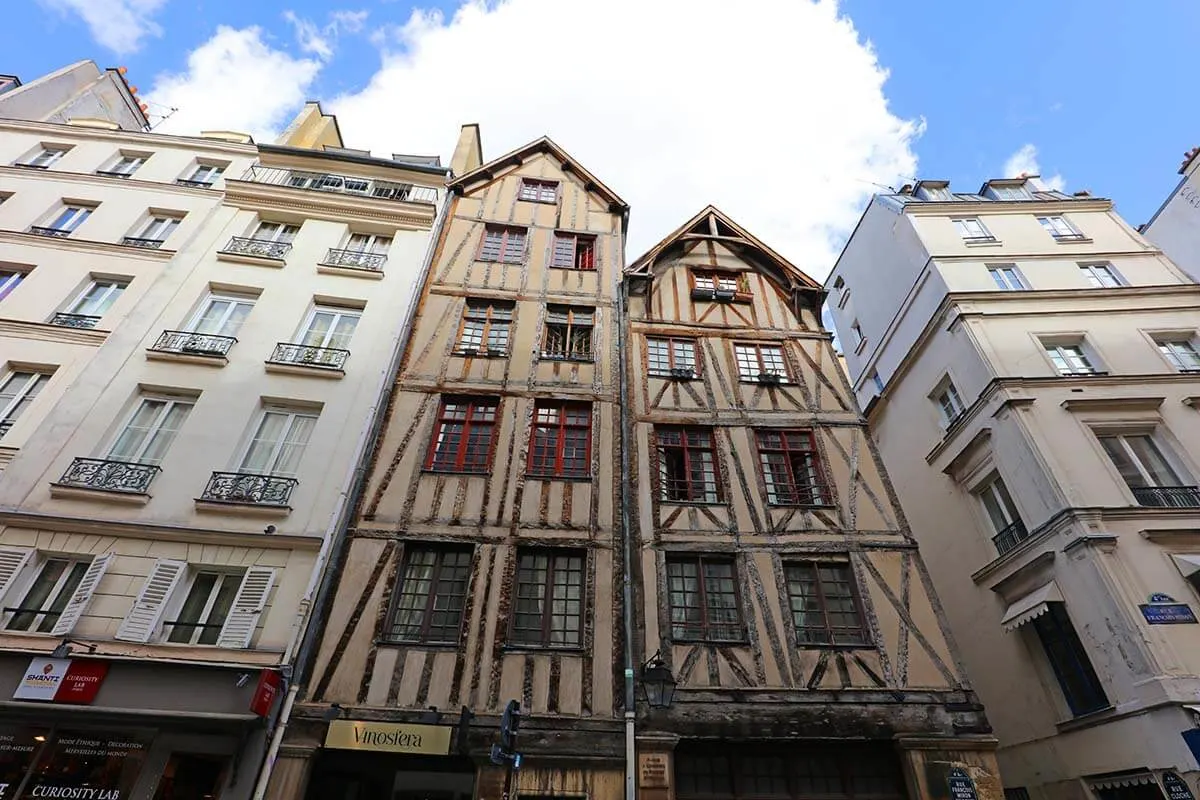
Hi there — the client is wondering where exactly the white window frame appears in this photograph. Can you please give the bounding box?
[236,408,319,477]
[953,218,994,242]
[345,232,392,253]
[989,184,1032,201]
[932,378,965,426]
[251,221,300,244]
[1038,216,1082,240]
[186,292,255,337]
[165,569,245,646]
[103,153,147,177]
[850,320,865,348]
[1042,341,1099,376]
[135,215,182,243]
[1079,263,1124,288]
[0,371,50,432]
[918,185,953,201]
[4,555,91,633]
[106,396,195,466]
[298,306,361,350]
[185,163,226,185]
[22,146,68,168]
[987,264,1027,291]
[1155,336,1200,373]
[977,476,1021,534]
[0,270,25,302]
[66,278,128,318]
[1096,431,1185,489]
[46,204,94,233]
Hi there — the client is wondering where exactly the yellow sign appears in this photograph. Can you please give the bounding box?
[324,720,451,755]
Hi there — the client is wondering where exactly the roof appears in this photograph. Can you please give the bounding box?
[626,205,822,293]
[448,136,628,211]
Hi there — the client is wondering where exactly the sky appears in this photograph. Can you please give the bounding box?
[5,0,1200,280]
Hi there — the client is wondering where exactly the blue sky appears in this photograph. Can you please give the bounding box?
[4,1,1199,271]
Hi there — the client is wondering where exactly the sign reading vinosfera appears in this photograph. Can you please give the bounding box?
[324,721,451,755]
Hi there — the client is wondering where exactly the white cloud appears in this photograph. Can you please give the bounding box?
[285,9,370,60]
[331,0,920,277]
[1003,143,1066,191]
[41,0,167,54]
[145,26,322,141]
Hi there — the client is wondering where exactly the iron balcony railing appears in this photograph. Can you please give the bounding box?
[1132,485,1200,509]
[1050,232,1089,242]
[269,342,350,371]
[239,165,439,204]
[57,457,160,494]
[95,169,135,179]
[150,330,236,358]
[121,236,165,249]
[200,471,298,507]
[29,226,71,238]
[767,483,830,507]
[51,312,101,329]
[176,178,216,188]
[962,234,998,244]
[322,248,387,271]
[992,519,1031,555]
[221,236,292,260]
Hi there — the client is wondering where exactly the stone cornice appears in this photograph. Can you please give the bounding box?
[0,229,175,262]
[902,197,1112,216]
[0,165,218,198]
[0,118,257,157]
[0,317,107,346]
[223,180,437,230]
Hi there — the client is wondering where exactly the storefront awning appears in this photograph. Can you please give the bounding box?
[1172,554,1200,578]
[1090,772,1158,790]
[1000,581,1064,632]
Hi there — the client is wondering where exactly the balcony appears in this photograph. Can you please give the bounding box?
[149,330,236,359]
[50,312,101,329]
[121,236,165,249]
[95,169,134,179]
[240,165,439,204]
[1132,486,1200,509]
[1050,232,1089,242]
[200,471,297,508]
[28,226,71,238]
[992,519,1031,555]
[220,236,292,260]
[268,342,349,371]
[322,248,387,272]
[56,457,160,495]
[176,178,215,188]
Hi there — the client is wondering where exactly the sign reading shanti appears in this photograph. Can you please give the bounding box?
[13,658,109,704]
[324,720,451,755]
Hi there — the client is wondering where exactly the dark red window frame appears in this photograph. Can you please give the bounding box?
[551,232,597,270]
[656,425,722,503]
[478,224,527,264]
[666,555,744,642]
[386,544,473,644]
[784,560,869,646]
[755,429,829,506]
[424,396,499,473]
[510,548,585,648]
[518,178,558,204]
[528,400,592,478]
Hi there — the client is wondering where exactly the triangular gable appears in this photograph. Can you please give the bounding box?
[627,205,822,294]
[449,135,628,213]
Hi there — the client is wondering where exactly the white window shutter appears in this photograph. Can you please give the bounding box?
[115,559,186,643]
[50,553,113,636]
[0,548,33,607]
[216,567,276,649]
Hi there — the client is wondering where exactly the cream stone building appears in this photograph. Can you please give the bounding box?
[827,176,1200,800]
[1143,146,1200,283]
[0,84,446,800]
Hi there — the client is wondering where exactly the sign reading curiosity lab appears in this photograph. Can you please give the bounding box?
[324,721,451,755]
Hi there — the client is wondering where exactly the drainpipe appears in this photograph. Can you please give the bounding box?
[250,178,453,800]
[615,276,637,800]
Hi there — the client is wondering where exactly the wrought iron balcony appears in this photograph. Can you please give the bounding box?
[221,236,292,260]
[322,248,387,271]
[150,330,236,358]
[200,471,298,507]
[13,162,51,170]
[95,169,135,179]
[57,457,160,495]
[268,342,350,371]
[239,165,439,204]
[1132,485,1200,509]
[1050,232,1089,242]
[29,226,71,238]
[121,236,165,249]
[51,312,101,329]
[176,178,215,188]
[992,519,1031,555]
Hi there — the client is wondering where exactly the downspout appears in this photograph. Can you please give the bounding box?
[251,177,454,800]
[616,273,637,800]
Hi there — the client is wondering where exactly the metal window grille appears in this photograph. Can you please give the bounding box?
[756,429,828,505]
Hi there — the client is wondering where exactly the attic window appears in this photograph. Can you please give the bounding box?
[691,270,745,302]
[519,178,558,204]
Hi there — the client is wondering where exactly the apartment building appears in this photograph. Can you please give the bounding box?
[827,176,1200,800]
[1142,146,1200,283]
[0,59,149,131]
[0,88,446,800]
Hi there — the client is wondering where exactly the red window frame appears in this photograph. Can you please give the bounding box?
[478,225,527,264]
[655,426,722,503]
[666,555,744,642]
[784,560,869,646]
[755,429,829,506]
[551,232,597,270]
[528,401,592,478]
[518,178,558,204]
[510,548,585,647]
[424,397,499,473]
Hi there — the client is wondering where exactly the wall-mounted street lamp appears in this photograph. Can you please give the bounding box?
[639,651,677,709]
[51,639,97,659]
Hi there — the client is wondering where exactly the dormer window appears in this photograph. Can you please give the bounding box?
[518,179,558,203]
[916,184,953,201]
[988,183,1032,201]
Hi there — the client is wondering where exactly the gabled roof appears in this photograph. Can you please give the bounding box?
[626,205,822,293]
[448,136,628,212]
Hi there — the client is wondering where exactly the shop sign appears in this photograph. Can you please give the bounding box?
[1140,594,1197,625]
[324,720,451,755]
[13,659,70,701]
[55,662,109,705]
[249,670,281,717]
[24,733,146,800]
[947,768,978,800]
[1162,772,1195,800]
[12,659,108,704]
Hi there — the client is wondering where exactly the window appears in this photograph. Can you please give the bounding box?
[1079,263,1123,288]
[459,299,514,354]
[0,270,25,302]
[933,379,965,426]
[5,557,91,632]
[42,205,93,234]
[1098,432,1185,497]
[107,397,193,466]
[869,371,884,393]
[425,397,498,473]
[511,549,584,647]
[1043,342,1099,375]
[756,429,828,506]
[345,232,391,254]
[917,185,953,201]
[666,556,742,642]
[131,215,181,244]
[849,321,865,349]
[977,476,1025,552]
[646,337,697,377]
[784,561,868,646]
[1157,338,1200,372]
[187,293,254,337]
[387,546,472,643]
[528,401,591,478]
[836,286,851,308]
[299,307,360,351]
[656,426,721,503]
[551,232,597,270]
[67,279,127,319]
[518,178,558,203]
[166,572,242,645]
[478,225,526,264]
[543,305,594,361]
[953,218,995,243]
[989,184,1032,201]
[733,343,788,382]
[692,270,742,294]
[1031,603,1108,716]
[0,372,49,436]
[988,265,1026,290]
[100,154,146,178]
[20,147,68,168]
[238,409,318,477]
[675,743,904,800]
[1004,790,1032,800]
[183,163,225,186]
[1038,216,1084,241]
[251,221,299,244]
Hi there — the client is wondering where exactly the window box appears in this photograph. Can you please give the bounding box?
[690,287,717,301]
[756,371,784,386]
[713,288,737,302]
[667,367,695,380]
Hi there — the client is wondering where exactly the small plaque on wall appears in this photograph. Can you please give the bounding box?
[1162,771,1195,800]
[640,754,669,788]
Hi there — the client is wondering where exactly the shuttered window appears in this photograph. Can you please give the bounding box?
[478,225,526,263]
[551,232,596,270]
[115,559,186,643]
[4,553,111,635]
[216,567,276,648]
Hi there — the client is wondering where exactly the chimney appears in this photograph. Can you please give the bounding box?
[451,123,483,178]
[1179,146,1200,175]
[1072,190,1090,197]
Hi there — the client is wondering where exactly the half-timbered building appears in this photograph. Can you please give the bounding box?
[623,208,1003,800]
